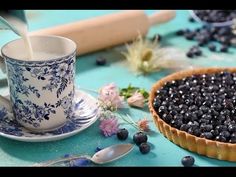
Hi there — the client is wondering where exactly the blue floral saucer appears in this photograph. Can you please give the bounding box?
[0,90,99,142]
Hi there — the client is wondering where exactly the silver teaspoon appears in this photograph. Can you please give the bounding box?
[33,143,134,167]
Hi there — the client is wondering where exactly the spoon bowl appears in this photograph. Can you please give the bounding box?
[91,143,134,164]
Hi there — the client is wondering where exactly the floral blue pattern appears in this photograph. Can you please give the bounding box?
[12,91,74,128]
[0,90,98,142]
[4,53,76,129]
[7,64,41,98]
[7,54,75,98]
[0,107,24,137]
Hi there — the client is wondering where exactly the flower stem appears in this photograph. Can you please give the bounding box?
[116,113,140,130]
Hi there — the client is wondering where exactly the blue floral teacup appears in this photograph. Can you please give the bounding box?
[0,35,77,132]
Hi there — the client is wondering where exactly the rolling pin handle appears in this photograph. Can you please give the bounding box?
[148,10,176,26]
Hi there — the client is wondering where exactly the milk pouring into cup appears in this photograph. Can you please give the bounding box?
[0,11,77,132]
[0,10,34,60]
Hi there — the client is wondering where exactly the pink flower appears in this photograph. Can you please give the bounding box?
[99,118,119,137]
[137,118,150,132]
[127,91,145,108]
[98,83,124,110]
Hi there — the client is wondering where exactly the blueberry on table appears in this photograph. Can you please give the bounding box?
[190,46,202,56]
[189,17,195,22]
[176,29,185,36]
[198,40,206,47]
[96,57,107,65]
[133,132,148,145]
[220,45,228,52]
[184,32,195,40]
[181,156,195,167]
[208,44,216,51]
[194,49,202,56]
[139,143,150,154]
[186,51,194,58]
[117,128,129,140]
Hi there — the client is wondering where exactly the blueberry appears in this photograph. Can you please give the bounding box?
[217,115,226,122]
[181,156,195,167]
[215,125,228,132]
[158,106,168,115]
[229,137,236,143]
[219,36,230,45]
[117,128,129,140]
[219,130,231,139]
[211,129,219,136]
[133,132,148,145]
[220,45,228,52]
[186,51,194,58]
[173,114,183,120]
[211,103,222,111]
[192,48,202,56]
[220,109,230,116]
[200,124,213,132]
[199,106,209,113]
[200,132,213,139]
[198,40,206,46]
[208,44,216,51]
[180,124,190,131]
[231,132,236,139]
[139,143,151,154]
[185,32,195,40]
[193,128,201,136]
[162,113,172,123]
[96,57,107,65]
[189,17,195,22]
[216,135,227,142]
[228,124,236,133]
[190,46,202,56]
[170,110,178,116]
[153,101,160,110]
[176,29,185,36]
[189,105,198,112]
[171,119,183,129]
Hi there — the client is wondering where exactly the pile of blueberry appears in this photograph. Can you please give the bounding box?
[176,10,236,58]
[193,10,236,24]
[153,71,236,143]
[117,128,150,154]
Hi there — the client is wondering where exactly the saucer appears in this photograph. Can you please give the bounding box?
[0,89,99,142]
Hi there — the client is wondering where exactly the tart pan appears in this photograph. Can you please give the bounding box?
[149,67,236,162]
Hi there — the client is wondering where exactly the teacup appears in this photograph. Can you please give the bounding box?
[0,35,77,132]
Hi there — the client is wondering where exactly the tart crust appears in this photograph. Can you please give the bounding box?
[149,67,236,162]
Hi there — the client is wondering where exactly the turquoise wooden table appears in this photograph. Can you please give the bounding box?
[0,10,236,166]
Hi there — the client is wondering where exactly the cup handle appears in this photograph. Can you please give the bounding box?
[0,55,12,113]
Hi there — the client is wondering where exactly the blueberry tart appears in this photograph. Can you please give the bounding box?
[149,68,236,161]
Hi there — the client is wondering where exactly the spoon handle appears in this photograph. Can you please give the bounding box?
[33,155,91,167]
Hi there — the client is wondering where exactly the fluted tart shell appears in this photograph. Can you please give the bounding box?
[149,67,236,162]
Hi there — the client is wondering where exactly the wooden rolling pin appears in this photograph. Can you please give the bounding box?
[30,10,176,55]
